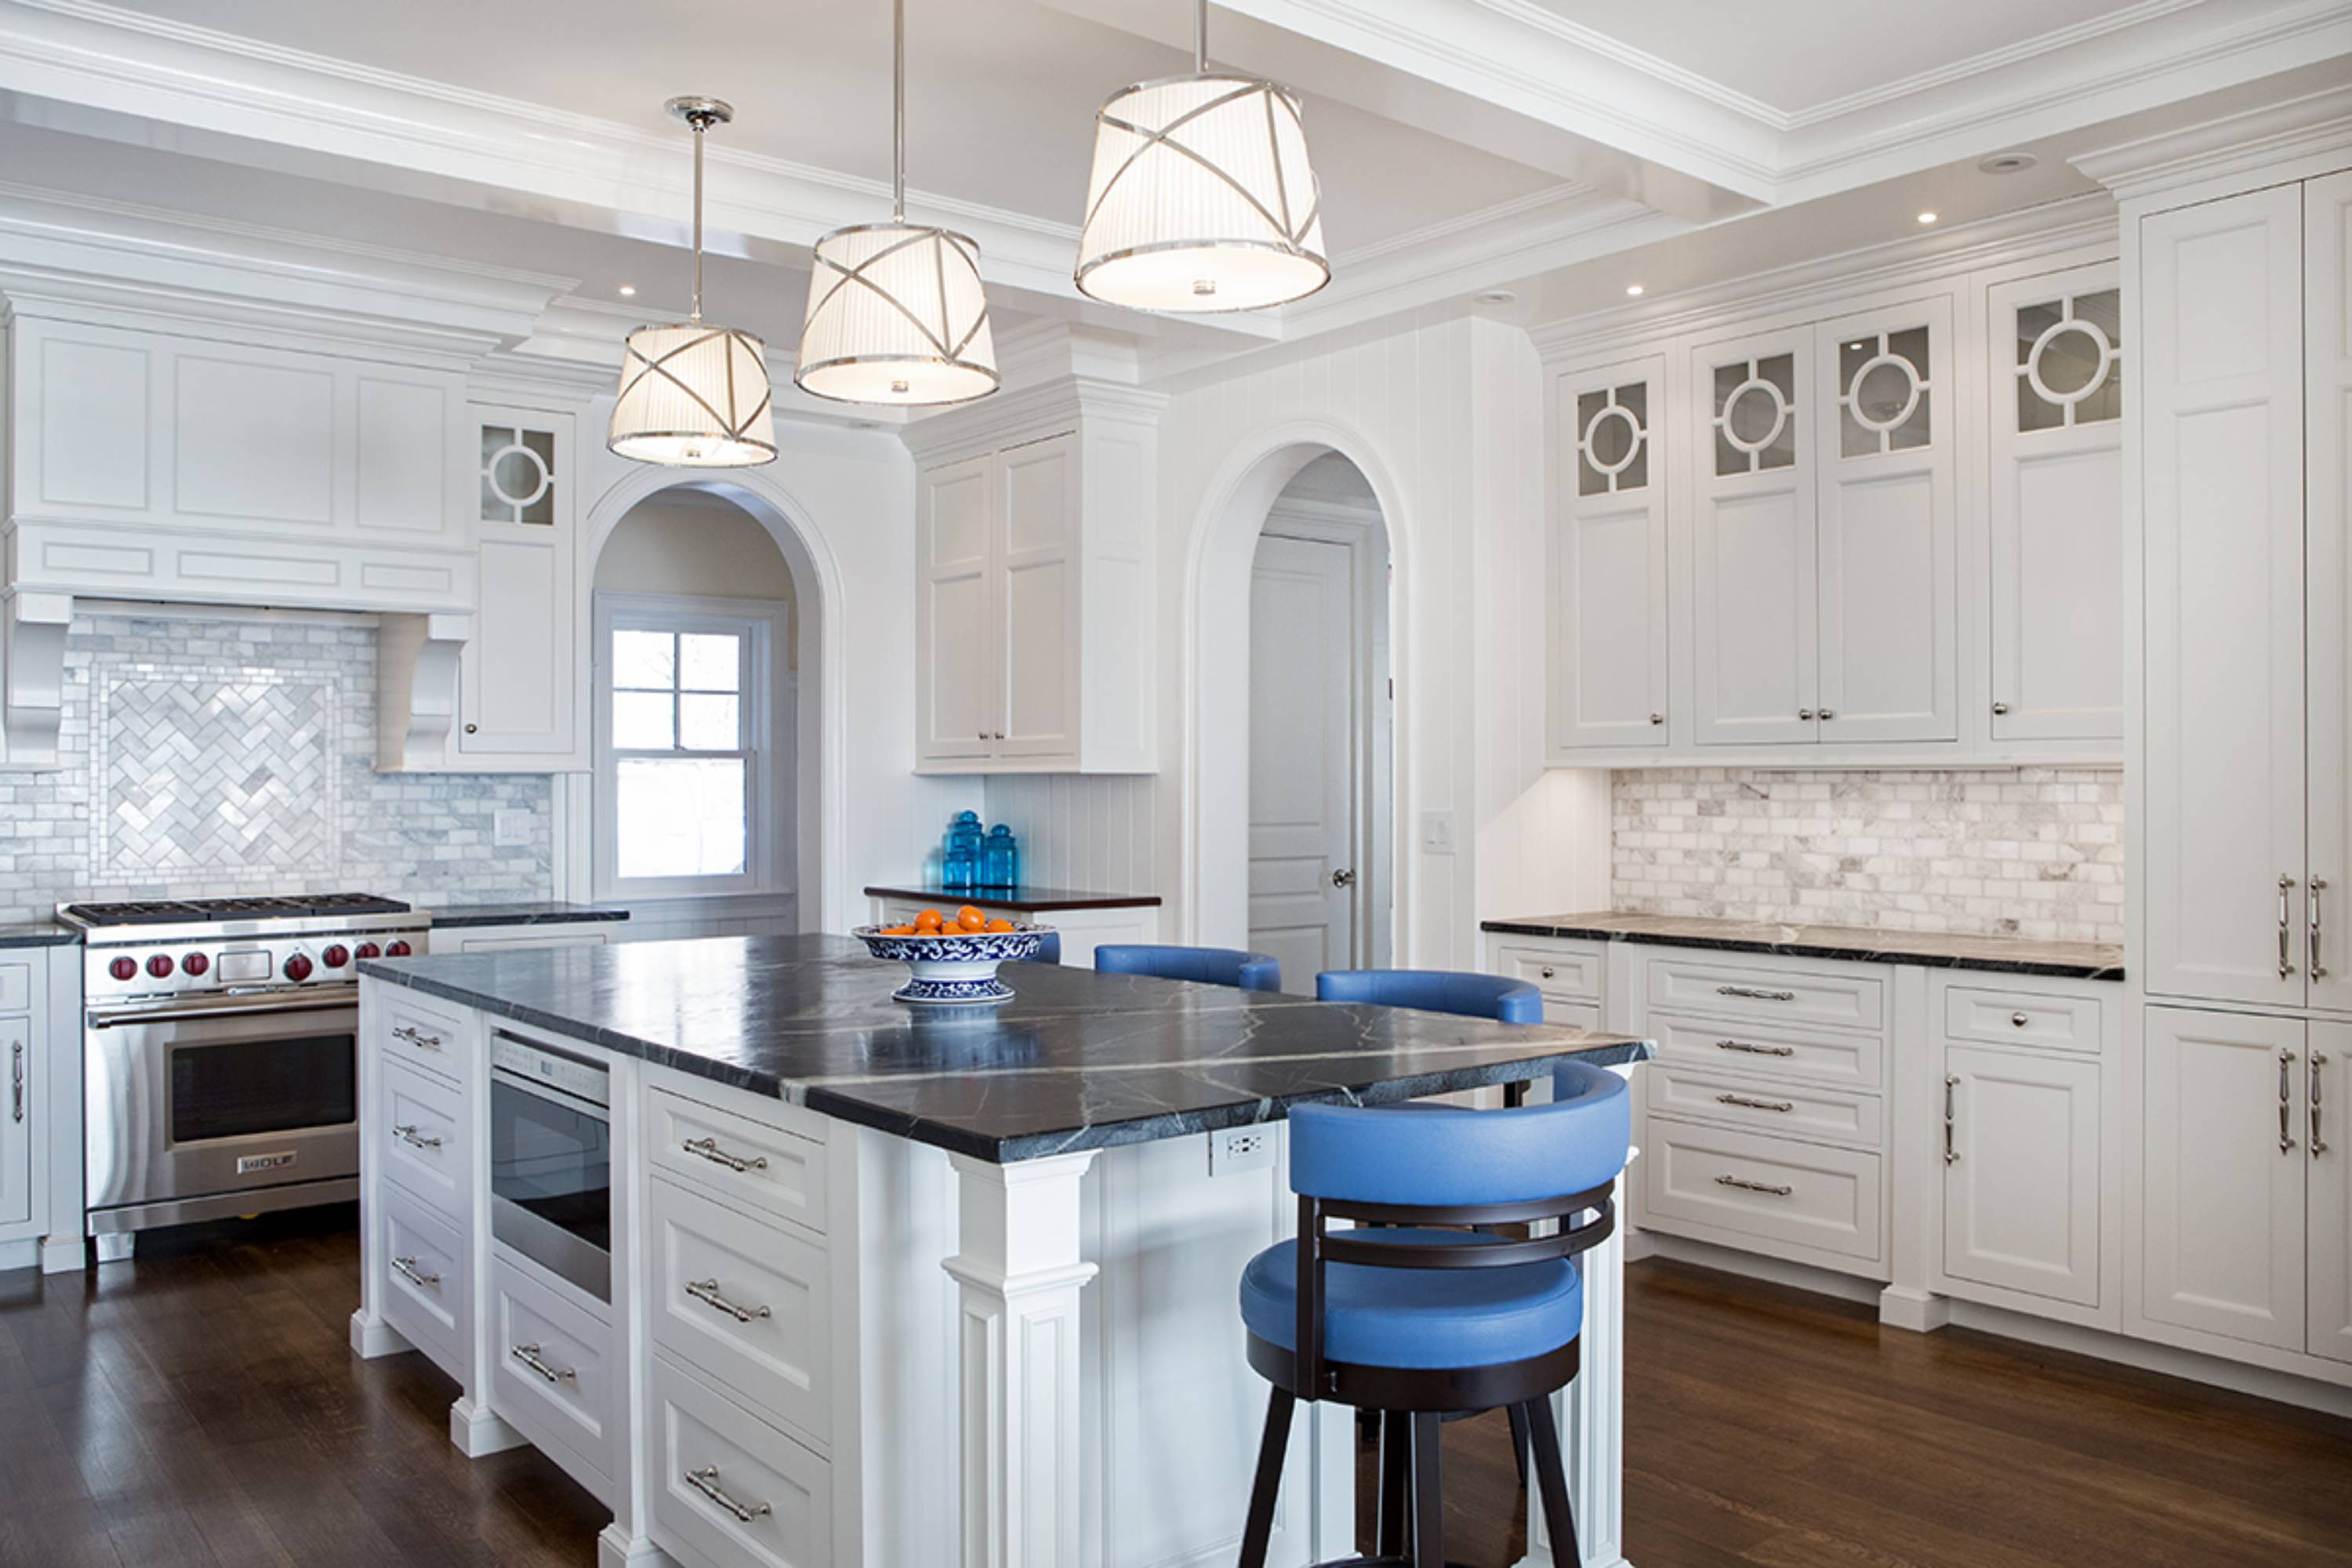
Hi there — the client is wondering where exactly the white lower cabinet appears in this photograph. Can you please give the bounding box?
[2314,1027,2352,1365]
[382,1184,471,1381]
[647,1175,831,1449]
[1644,1117,1884,1266]
[649,1351,833,1568]
[1940,1044,2102,1307]
[0,1014,31,1232]
[489,1252,617,1501]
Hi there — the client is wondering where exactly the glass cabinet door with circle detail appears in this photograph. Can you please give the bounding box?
[1984,265,2125,747]
[1550,357,1668,754]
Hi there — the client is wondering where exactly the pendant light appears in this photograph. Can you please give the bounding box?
[609,98,778,468]
[795,0,998,407]
[1073,0,1328,313]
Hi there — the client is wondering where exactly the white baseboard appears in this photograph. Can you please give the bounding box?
[449,1395,528,1457]
[0,1238,35,1272]
[40,1234,85,1274]
[348,1308,413,1360]
[597,1524,677,1566]
[1640,1232,1882,1306]
[1878,1283,1952,1334]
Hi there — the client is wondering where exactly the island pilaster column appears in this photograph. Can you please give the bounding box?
[943,1149,1100,1568]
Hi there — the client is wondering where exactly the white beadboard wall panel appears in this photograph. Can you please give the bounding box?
[978,773,1160,895]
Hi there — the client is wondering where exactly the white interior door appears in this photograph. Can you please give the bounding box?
[1691,332,1818,746]
[1941,1044,2101,1306]
[916,454,996,764]
[1249,533,1356,995]
[1986,267,2126,742]
[2141,1007,2307,1352]
[1551,358,1668,750]
[2309,172,2352,1016]
[2310,1021,2352,1364]
[2141,185,2308,1010]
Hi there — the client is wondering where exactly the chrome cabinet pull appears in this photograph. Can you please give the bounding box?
[1715,1037,1795,1058]
[1798,708,1817,721]
[1944,1073,1959,1165]
[1650,712,1665,725]
[1991,700,2011,715]
[510,1342,575,1383]
[1716,985,1796,1002]
[685,1277,771,1323]
[2312,879,2329,981]
[1539,965,1556,980]
[391,1255,441,1290]
[2011,1011,2030,1028]
[393,1023,444,1052]
[2280,1049,2298,1154]
[2314,1053,2329,1159]
[2279,875,2298,978]
[685,1465,771,1523]
[392,1123,443,1151]
[1715,1174,1793,1197]
[9,1040,21,1124]
[1817,708,1835,720]
[1715,1092,1792,1112]
[1330,869,1357,888]
[683,1136,768,1174]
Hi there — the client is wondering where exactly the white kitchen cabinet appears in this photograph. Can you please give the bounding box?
[1548,356,1669,753]
[1987,264,2125,744]
[2312,1023,2352,1366]
[2141,1006,2307,1352]
[0,1015,30,1233]
[453,402,585,768]
[1940,1044,2102,1307]
[2308,171,2352,1018]
[906,381,1160,775]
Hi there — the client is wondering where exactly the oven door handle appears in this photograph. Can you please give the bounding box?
[88,995,359,1029]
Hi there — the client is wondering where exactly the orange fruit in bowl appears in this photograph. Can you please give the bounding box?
[913,908,946,932]
[956,905,988,931]
[984,917,1015,933]
[880,924,917,936]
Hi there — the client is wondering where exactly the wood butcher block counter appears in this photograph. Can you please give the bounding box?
[353,935,1650,1568]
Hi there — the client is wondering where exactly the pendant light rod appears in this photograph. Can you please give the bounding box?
[666,96,734,322]
[1195,0,1208,72]
[893,0,906,222]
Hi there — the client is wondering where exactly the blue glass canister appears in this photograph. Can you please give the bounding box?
[942,810,984,892]
[980,824,1020,889]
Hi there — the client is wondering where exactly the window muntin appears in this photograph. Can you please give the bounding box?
[2016,289,2122,433]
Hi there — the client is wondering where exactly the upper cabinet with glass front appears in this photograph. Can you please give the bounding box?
[1541,241,2124,768]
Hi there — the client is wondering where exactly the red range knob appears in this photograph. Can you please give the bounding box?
[385,941,412,958]
[321,945,350,968]
[182,953,211,977]
[108,956,138,982]
[146,953,176,979]
[354,942,382,960]
[283,954,314,982]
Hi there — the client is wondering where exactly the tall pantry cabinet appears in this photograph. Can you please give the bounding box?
[2122,143,2352,1378]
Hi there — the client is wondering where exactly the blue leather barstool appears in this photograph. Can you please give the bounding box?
[1235,1065,1632,1568]
[1095,943,1283,993]
[1315,968,1544,1025]
[1010,930,1061,965]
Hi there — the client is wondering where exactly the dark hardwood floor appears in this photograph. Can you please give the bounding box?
[4,1210,2349,1566]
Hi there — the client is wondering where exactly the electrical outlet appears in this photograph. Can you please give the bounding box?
[1209,1124,1276,1176]
[1421,810,1455,855]
[493,810,534,848]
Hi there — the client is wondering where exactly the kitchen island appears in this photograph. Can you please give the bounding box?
[352,935,1650,1568]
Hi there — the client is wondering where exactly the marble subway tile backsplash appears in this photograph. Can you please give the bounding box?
[1611,768,2124,946]
[0,611,554,924]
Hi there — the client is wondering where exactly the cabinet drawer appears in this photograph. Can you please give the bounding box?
[382,1185,469,1381]
[1494,942,1604,1003]
[1645,1065,1882,1149]
[1943,985,2101,1054]
[1646,954,1883,1031]
[648,1087,828,1234]
[490,1254,616,1496]
[1642,1118,1882,1265]
[382,993,470,1083]
[649,1176,831,1447]
[0,1016,29,1229]
[1647,1010,1882,1090]
[382,1058,467,1223]
[651,1352,832,1568]
[0,963,29,1014]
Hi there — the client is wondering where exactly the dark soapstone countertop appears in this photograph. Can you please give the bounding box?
[1481,909,2123,982]
[863,884,1162,912]
[424,903,633,929]
[361,935,1646,1163]
[0,922,78,948]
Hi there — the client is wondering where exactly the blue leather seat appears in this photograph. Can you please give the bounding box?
[1094,943,1282,992]
[1240,1228,1584,1369]
[1011,930,1060,965]
[1315,967,1544,1024]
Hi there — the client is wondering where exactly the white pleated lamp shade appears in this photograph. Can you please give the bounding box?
[608,323,778,466]
[795,223,1000,406]
[1075,74,1328,313]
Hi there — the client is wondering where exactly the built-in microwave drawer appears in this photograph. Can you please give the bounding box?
[1646,954,1883,1032]
[381,1185,469,1381]
[1941,985,2102,1055]
[1643,1065,1882,1149]
[1642,1117,1883,1267]
[382,1057,467,1222]
[380,993,470,1084]
[1646,1010,1882,1090]
[1492,942,1604,1003]
[649,1175,831,1448]
[651,1352,833,1568]
[648,1086,828,1235]
[490,1252,617,1500]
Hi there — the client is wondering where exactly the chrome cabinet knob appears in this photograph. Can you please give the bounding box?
[1798,708,1817,721]
[1991,701,2011,715]
[1817,708,1835,720]
[1331,869,1357,888]
[1649,712,1665,725]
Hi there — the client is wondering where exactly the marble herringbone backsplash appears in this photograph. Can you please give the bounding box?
[1611,768,2124,946]
[0,612,554,923]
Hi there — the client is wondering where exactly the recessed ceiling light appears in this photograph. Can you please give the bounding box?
[1917,211,1938,225]
[617,284,636,296]
[1475,289,1517,304]
[1625,284,1645,297]
[1978,151,2038,176]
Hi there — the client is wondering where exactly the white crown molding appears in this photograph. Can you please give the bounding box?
[896,376,1168,466]
[2071,80,2352,204]
[1529,194,2118,364]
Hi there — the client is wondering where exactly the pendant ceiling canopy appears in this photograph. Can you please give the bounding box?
[1073,0,1329,314]
[795,0,999,408]
[609,97,778,467]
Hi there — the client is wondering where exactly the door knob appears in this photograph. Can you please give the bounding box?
[1331,869,1356,888]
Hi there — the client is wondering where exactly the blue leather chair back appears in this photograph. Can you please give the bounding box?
[1314,968,1544,1025]
[1014,930,1061,965]
[1094,943,1283,993]
[1290,1063,1630,1207]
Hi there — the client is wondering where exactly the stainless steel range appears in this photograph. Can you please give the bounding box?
[59,894,428,1236]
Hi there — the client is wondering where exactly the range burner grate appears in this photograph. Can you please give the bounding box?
[64,892,413,927]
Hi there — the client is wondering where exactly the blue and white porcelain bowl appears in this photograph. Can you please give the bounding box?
[853,924,1051,1004]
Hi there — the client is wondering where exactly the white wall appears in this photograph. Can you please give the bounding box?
[594,492,798,614]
